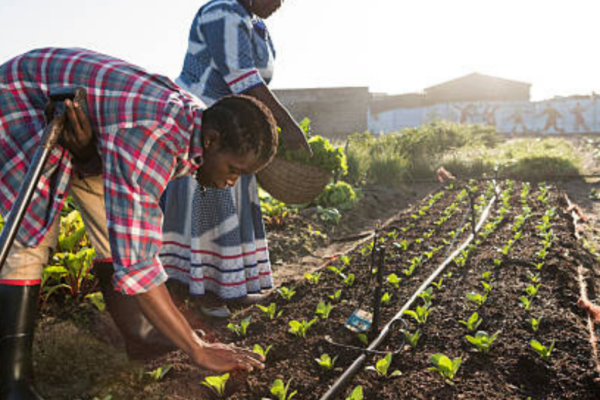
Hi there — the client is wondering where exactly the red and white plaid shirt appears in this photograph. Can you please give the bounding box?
[0,48,204,294]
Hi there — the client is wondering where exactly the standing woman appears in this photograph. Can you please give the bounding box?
[161,0,309,317]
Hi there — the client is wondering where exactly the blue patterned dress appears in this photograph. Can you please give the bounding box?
[160,0,275,300]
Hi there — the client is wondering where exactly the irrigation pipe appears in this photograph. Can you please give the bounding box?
[319,183,499,400]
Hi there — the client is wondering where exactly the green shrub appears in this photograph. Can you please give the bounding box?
[316,181,358,210]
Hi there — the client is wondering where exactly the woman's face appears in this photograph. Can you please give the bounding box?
[251,0,283,19]
[195,128,260,189]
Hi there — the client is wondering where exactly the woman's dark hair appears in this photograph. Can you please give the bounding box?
[202,95,278,170]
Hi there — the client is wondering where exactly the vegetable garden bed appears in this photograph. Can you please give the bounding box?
[103,181,600,400]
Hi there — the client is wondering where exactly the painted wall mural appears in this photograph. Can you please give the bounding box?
[368,98,600,134]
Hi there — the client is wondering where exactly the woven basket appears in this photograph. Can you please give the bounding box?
[257,157,332,204]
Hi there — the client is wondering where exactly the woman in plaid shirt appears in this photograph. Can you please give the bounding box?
[0,47,272,399]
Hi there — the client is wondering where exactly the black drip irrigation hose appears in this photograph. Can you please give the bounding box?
[318,182,500,400]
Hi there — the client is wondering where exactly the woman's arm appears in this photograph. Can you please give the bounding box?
[136,284,264,372]
[245,84,311,154]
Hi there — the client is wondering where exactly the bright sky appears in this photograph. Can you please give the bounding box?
[0,0,599,101]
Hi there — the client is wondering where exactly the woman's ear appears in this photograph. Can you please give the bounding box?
[203,128,221,149]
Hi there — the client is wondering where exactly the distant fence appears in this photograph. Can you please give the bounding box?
[368,98,600,135]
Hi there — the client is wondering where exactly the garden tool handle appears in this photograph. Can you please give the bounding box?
[0,88,85,271]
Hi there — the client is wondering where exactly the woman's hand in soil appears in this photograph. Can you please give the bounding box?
[192,340,265,372]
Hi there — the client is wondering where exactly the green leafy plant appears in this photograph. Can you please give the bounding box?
[227,317,251,336]
[278,286,296,301]
[386,273,402,289]
[316,206,342,225]
[328,289,342,302]
[367,353,402,378]
[343,273,356,287]
[256,303,283,320]
[289,318,318,338]
[530,339,556,361]
[459,312,483,332]
[345,385,364,400]
[403,304,432,325]
[466,291,488,307]
[520,296,533,311]
[465,330,500,354]
[429,353,462,382]
[430,277,444,290]
[270,378,297,400]
[315,301,334,319]
[201,373,230,398]
[529,317,542,332]
[304,272,322,285]
[315,353,338,371]
[524,284,541,297]
[418,288,434,307]
[316,181,358,211]
[403,329,421,348]
[253,344,273,359]
[142,364,173,382]
[327,265,346,277]
[381,292,392,305]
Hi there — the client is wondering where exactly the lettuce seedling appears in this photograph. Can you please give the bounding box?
[459,312,483,332]
[418,288,434,307]
[466,292,487,307]
[328,289,342,302]
[270,378,297,400]
[481,271,493,282]
[367,353,401,378]
[256,303,283,320]
[428,353,462,382]
[530,339,555,361]
[528,272,541,283]
[403,304,432,325]
[315,301,334,319]
[357,333,369,346]
[201,373,230,398]
[227,316,251,336]
[278,286,296,301]
[493,258,502,267]
[533,261,544,270]
[393,239,410,251]
[345,385,363,400]
[430,277,444,290]
[142,364,173,382]
[328,265,346,277]
[524,284,541,297]
[481,280,494,294]
[344,273,356,287]
[403,329,421,348]
[529,317,542,332]
[386,273,402,289]
[252,344,273,359]
[381,292,392,305]
[402,264,417,277]
[339,255,352,266]
[315,353,338,370]
[519,296,532,311]
[304,272,322,285]
[289,318,318,338]
[465,330,500,354]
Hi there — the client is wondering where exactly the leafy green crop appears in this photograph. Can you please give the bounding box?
[278,286,296,301]
[531,339,555,360]
[316,181,358,210]
[465,331,500,354]
[270,378,297,400]
[367,353,401,378]
[202,373,230,398]
[280,123,348,176]
[403,304,432,325]
[256,303,283,320]
[304,272,322,285]
[227,317,251,336]
[315,353,338,370]
[345,385,363,400]
[459,312,483,332]
[403,329,421,348]
[386,273,402,289]
[289,318,318,338]
[315,301,334,319]
[429,353,462,382]
[253,344,273,360]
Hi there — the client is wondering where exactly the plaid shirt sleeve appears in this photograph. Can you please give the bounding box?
[102,123,177,294]
[199,5,265,94]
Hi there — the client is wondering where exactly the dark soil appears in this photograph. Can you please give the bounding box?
[52,181,600,400]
